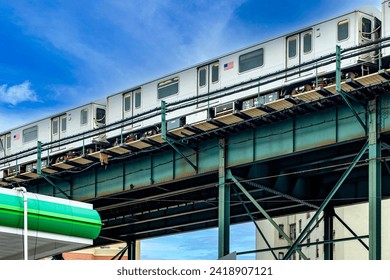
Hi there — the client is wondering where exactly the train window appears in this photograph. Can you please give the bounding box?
[362,17,372,39]
[124,94,131,112]
[96,108,106,124]
[157,77,179,99]
[6,134,11,149]
[212,63,219,83]
[61,116,67,132]
[199,68,206,87]
[81,108,88,125]
[52,119,58,135]
[239,48,264,73]
[338,19,349,41]
[288,37,297,58]
[0,137,3,153]
[303,32,312,53]
[135,90,141,108]
[23,125,38,143]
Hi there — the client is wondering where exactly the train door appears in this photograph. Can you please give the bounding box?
[359,15,380,63]
[51,114,66,152]
[197,62,220,108]
[51,117,60,152]
[93,105,107,142]
[132,89,142,126]
[122,89,142,133]
[0,133,11,157]
[286,30,314,81]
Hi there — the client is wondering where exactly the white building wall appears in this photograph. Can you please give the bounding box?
[256,199,390,260]
[333,199,390,260]
[256,211,324,260]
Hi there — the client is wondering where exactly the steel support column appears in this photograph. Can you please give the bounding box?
[218,138,230,259]
[128,240,137,260]
[368,98,382,260]
[37,141,42,175]
[323,206,334,260]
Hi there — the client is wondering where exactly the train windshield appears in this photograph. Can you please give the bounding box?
[96,108,106,124]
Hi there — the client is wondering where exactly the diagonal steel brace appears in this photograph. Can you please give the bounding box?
[227,169,308,260]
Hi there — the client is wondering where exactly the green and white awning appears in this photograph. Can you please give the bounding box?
[0,187,102,260]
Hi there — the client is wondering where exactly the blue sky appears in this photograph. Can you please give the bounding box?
[0,0,382,259]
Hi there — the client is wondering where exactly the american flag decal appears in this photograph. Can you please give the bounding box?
[224,61,234,71]
[13,134,20,141]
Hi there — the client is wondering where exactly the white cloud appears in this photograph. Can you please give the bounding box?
[0,81,37,105]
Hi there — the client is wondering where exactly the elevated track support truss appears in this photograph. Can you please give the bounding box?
[2,46,390,260]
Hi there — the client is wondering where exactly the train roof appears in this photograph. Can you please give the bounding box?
[107,6,381,98]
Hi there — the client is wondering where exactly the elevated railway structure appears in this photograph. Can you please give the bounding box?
[1,45,390,260]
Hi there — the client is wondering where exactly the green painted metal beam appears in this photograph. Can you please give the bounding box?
[41,175,71,199]
[128,240,137,260]
[283,140,369,260]
[218,138,230,258]
[37,141,42,175]
[324,207,334,260]
[227,170,308,260]
[368,98,382,260]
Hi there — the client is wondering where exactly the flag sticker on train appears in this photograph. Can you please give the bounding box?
[224,61,234,70]
[13,134,20,141]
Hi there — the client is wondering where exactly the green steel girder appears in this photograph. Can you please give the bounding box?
[233,175,319,209]
[40,174,71,199]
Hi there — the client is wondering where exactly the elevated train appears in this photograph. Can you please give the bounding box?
[1,3,390,181]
